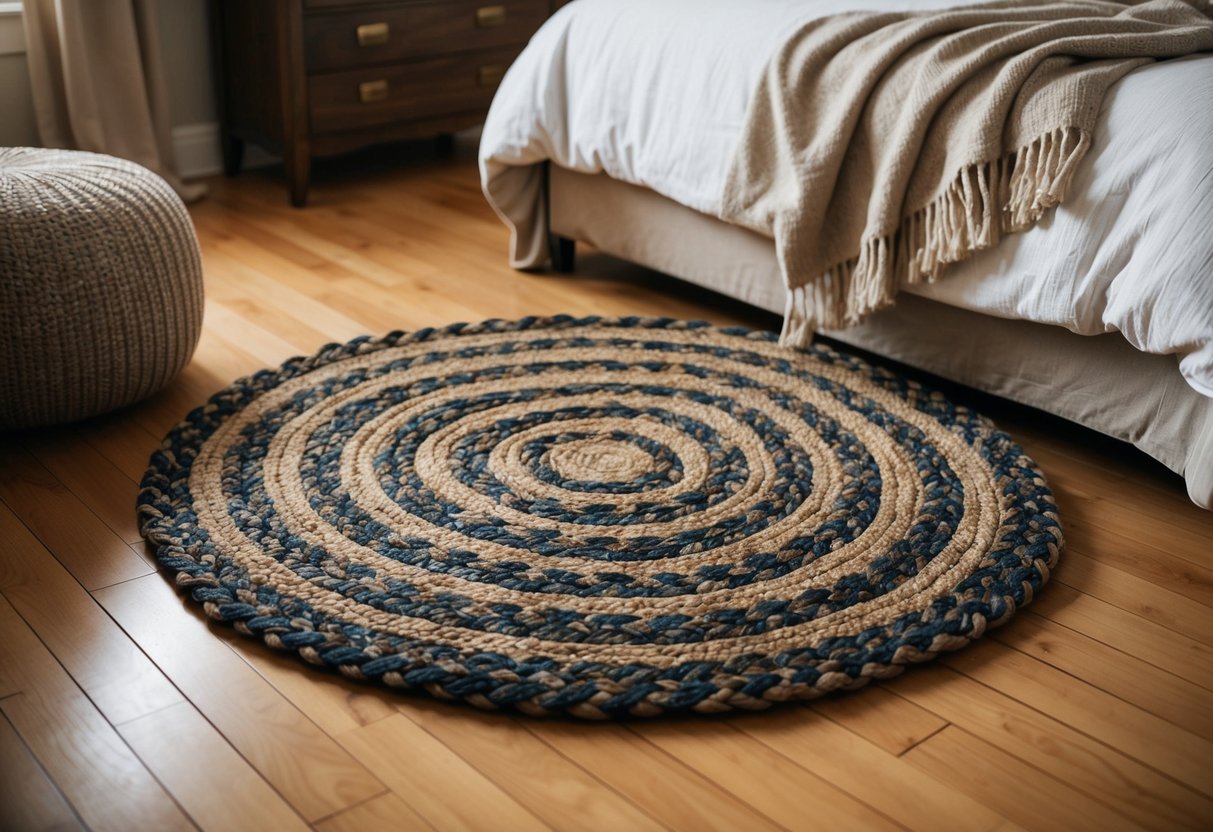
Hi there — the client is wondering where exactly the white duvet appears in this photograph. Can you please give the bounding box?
[480,0,1213,397]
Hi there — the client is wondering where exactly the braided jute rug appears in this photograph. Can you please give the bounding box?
[138,316,1062,718]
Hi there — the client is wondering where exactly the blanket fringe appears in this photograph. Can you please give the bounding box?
[782,125,1091,343]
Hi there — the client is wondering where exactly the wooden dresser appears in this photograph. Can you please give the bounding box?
[210,0,563,206]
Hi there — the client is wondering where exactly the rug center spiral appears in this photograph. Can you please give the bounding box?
[545,437,654,484]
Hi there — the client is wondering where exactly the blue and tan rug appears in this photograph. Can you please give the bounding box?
[138,316,1062,718]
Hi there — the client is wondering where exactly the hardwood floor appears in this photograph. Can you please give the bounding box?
[3,139,1212,831]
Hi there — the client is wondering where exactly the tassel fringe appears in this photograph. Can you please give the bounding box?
[782,126,1091,343]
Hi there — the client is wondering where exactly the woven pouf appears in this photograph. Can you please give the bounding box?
[139,316,1062,718]
[0,147,203,428]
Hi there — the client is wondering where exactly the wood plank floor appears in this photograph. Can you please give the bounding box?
[3,139,1212,832]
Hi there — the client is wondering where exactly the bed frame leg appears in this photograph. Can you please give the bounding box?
[550,234,576,273]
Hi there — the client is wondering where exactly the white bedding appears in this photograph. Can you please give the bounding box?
[480,0,1213,397]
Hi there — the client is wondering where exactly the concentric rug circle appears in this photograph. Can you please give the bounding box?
[138,316,1062,718]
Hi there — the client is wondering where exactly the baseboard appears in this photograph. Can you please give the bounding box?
[172,120,483,180]
[172,122,280,180]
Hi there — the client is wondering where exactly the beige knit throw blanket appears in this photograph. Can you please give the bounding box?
[720,0,1213,343]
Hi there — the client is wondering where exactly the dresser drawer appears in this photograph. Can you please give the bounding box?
[308,48,520,134]
[215,0,555,205]
[303,0,547,72]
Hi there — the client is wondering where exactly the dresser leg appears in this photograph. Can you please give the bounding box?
[550,235,576,273]
[286,148,311,208]
[221,134,244,176]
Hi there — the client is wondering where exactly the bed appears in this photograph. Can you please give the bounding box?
[478,0,1213,508]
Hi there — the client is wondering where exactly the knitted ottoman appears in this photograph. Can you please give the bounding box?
[0,148,204,428]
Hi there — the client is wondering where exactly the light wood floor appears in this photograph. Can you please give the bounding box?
[3,140,1212,832]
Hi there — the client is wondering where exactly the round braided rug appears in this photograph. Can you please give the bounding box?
[138,316,1062,718]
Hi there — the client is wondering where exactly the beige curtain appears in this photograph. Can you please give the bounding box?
[21,0,205,201]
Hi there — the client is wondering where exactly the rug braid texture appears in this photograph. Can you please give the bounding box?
[138,316,1063,718]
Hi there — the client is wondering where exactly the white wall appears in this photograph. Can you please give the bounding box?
[157,0,233,177]
[158,0,217,128]
[0,6,40,147]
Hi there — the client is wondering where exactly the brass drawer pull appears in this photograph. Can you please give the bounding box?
[356,22,390,46]
[478,64,505,86]
[476,5,506,27]
[359,79,389,103]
